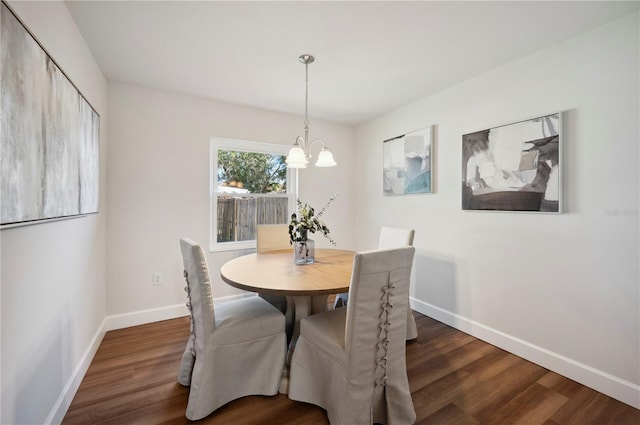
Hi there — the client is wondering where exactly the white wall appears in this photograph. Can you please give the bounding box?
[1,2,635,422]
[106,82,355,317]
[0,2,108,424]
[355,12,639,407]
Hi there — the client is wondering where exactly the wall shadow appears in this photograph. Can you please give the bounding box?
[412,249,459,316]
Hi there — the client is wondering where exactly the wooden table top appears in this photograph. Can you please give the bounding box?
[220,248,355,296]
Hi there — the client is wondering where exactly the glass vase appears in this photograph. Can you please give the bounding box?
[293,239,315,264]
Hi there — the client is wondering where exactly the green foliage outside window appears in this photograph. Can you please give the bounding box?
[217,150,286,193]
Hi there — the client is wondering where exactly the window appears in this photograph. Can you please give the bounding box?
[210,138,296,251]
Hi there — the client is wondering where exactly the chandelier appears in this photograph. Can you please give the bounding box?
[285,54,337,168]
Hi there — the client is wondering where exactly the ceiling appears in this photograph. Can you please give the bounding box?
[65,1,639,125]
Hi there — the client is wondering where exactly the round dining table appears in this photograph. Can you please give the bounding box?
[220,248,355,393]
[220,248,354,294]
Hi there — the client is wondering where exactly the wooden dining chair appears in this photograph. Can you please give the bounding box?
[289,246,417,424]
[256,224,291,314]
[334,226,418,340]
[177,238,287,420]
[256,224,291,253]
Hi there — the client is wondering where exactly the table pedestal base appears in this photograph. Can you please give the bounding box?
[279,294,328,394]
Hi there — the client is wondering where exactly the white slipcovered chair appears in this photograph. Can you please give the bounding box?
[177,238,287,420]
[256,224,291,314]
[289,247,417,425]
[334,227,418,340]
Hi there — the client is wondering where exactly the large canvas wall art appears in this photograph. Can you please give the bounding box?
[383,126,433,195]
[1,2,99,227]
[462,113,560,212]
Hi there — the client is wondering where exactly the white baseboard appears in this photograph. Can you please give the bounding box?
[104,293,255,331]
[47,293,256,423]
[410,297,640,409]
[104,303,189,331]
[45,317,107,425]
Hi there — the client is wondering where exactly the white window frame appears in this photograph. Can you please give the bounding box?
[210,137,296,252]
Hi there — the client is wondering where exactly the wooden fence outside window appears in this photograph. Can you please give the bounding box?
[217,196,289,243]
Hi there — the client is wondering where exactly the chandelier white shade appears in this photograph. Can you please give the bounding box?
[285,54,337,169]
[285,141,308,168]
[315,147,337,167]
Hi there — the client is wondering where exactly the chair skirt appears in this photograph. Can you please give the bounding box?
[289,309,416,425]
[185,332,286,420]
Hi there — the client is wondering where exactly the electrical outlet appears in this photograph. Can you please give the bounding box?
[153,272,163,286]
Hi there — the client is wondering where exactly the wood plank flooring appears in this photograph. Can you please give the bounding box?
[63,312,639,424]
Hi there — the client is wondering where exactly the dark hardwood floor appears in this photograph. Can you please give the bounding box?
[63,312,639,424]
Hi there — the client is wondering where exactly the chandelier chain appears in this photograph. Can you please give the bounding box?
[304,61,310,132]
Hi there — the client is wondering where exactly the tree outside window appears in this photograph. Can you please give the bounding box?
[217,150,287,194]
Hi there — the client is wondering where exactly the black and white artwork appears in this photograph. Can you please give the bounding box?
[383,126,433,195]
[462,113,560,212]
[1,2,99,226]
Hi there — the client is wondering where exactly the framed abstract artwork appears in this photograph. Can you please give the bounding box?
[383,126,433,196]
[1,2,100,227]
[462,113,561,212]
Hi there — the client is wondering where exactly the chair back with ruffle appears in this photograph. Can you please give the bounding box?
[181,238,216,344]
[344,246,416,424]
[177,238,215,386]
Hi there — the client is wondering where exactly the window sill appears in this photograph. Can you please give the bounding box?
[209,241,257,253]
